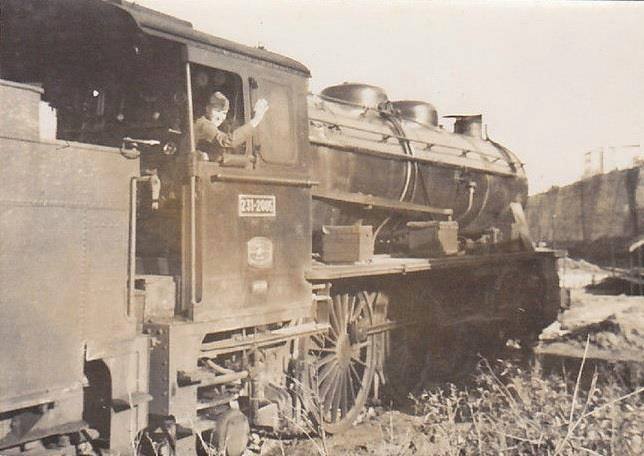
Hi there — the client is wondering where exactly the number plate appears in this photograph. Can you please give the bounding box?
[238,194,276,217]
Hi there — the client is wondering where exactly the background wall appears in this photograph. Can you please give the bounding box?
[527,167,644,265]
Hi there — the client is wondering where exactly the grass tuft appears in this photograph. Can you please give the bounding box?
[410,355,643,455]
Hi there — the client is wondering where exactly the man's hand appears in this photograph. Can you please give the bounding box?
[251,98,269,127]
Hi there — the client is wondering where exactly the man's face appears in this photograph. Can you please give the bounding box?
[206,108,227,127]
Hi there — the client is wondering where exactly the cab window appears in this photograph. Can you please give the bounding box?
[252,78,296,165]
[190,65,245,154]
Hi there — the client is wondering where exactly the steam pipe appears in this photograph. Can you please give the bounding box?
[374,115,419,240]
[457,183,476,222]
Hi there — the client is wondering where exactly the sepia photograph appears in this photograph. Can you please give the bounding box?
[0,0,642,455]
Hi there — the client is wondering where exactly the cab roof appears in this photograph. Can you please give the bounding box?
[107,0,310,76]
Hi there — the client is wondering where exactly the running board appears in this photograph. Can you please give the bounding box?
[312,189,453,217]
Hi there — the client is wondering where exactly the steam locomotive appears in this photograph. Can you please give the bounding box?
[0,1,561,454]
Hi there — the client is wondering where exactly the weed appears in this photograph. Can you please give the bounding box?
[411,347,643,455]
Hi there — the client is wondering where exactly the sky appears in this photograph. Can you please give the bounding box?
[138,0,644,194]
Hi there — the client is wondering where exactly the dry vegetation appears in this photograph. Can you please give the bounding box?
[266,350,643,456]
[407,358,643,456]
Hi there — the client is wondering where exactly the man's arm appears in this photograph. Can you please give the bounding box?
[212,97,269,148]
[195,98,269,149]
[222,123,255,148]
[204,122,255,148]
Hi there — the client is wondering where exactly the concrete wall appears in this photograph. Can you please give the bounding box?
[526,167,644,265]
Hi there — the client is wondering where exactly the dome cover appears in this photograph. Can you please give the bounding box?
[321,83,388,109]
[392,100,438,127]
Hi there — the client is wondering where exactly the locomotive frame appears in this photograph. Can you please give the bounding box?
[0,1,561,455]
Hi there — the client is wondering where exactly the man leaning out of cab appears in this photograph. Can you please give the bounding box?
[194,92,269,162]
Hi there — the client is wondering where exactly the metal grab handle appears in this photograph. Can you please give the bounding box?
[123,137,161,147]
[189,175,202,309]
[248,77,261,166]
[127,178,138,318]
[127,175,163,317]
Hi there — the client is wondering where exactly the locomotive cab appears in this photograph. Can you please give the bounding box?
[177,53,313,326]
[1,0,317,453]
[1,0,314,324]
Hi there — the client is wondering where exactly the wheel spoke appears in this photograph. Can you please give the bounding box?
[329,298,341,337]
[319,365,340,404]
[340,294,349,331]
[311,346,338,354]
[349,363,361,400]
[311,334,325,348]
[322,333,338,347]
[331,368,345,421]
[351,354,367,368]
[348,295,357,324]
[361,291,371,313]
[318,359,338,388]
[316,353,336,369]
[340,369,349,416]
[352,296,366,322]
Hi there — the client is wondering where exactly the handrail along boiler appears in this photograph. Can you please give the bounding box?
[0,1,561,454]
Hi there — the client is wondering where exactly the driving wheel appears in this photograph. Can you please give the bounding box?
[306,290,379,434]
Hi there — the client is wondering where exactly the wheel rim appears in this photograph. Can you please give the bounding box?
[308,290,377,434]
